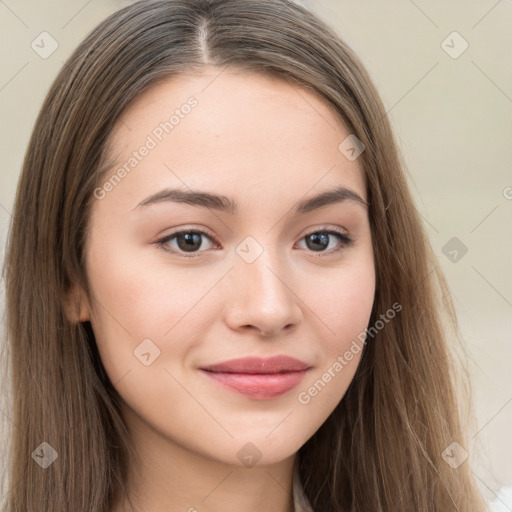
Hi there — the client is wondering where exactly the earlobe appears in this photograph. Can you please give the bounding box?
[62,284,91,324]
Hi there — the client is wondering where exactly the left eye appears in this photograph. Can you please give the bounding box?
[156,228,353,257]
[296,229,353,254]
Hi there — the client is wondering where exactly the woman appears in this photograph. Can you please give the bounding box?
[1,0,488,510]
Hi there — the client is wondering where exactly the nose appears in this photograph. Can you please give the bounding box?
[222,250,302,339]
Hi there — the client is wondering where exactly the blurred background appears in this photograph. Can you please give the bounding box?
[0,0,511,509]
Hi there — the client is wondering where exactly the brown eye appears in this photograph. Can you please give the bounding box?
[174,232,204,252]
[157,230,218,256]
[297,229,354,255]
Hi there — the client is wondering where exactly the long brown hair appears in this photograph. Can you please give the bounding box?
[1,0,488,510]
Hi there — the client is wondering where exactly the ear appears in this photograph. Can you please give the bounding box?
[62,283,91,324]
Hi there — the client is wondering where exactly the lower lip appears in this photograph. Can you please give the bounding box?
[200,370,308,399]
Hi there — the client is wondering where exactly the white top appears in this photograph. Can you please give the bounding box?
[292,461,314,512]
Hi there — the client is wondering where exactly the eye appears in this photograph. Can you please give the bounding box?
[296,227,354,256]
[156,229,218,257]
[155,226,354,258]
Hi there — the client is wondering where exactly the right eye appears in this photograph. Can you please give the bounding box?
[155,229,219,258]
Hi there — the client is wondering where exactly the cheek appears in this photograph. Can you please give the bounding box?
[309,253,375,345]
[84,237,201,378]
[317,267,374,330]
[296,256,375,408]
[87,217,200,324]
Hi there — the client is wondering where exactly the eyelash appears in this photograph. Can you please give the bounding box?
[154,226,354,259]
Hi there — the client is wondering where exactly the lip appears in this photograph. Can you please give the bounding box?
[199,356,311,400]
[200,355,310,374]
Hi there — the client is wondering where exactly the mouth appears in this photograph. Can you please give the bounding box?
[199,355,311,400]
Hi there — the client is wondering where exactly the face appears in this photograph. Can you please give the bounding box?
[79,67,375,468]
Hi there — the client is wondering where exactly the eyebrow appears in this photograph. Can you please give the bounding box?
[136,185,369,214]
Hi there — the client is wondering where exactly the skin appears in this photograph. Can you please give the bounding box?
[72,67,376,512]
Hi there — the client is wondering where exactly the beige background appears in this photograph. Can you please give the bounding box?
[1,0,511,508]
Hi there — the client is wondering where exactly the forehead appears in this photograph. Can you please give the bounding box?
[99,68,366,211]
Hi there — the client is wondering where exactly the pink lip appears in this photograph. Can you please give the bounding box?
[199,356,311,400]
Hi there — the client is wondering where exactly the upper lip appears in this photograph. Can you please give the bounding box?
[200,355,310,374]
